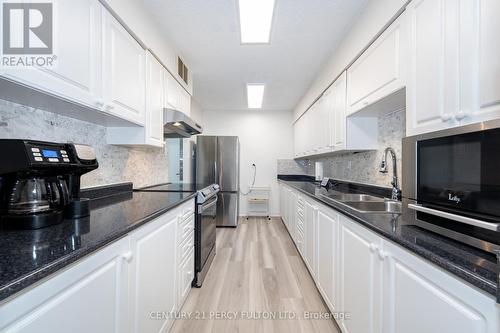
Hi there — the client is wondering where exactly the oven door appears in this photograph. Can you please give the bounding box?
[198,195,217,269]
[416,127,500,223]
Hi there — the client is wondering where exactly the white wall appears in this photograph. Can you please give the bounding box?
[202,110,294,216]
[293,0,408,121]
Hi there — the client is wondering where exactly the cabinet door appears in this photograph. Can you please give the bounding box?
[165,73,180,110]
[129,212,177,333]
[332,72,347,151]
[103,9,145,125]
[288,190,298,241]
[316,208,338,312]
[382,240,496,333]
[406,0,460,135]
[178,248,195,309]
[1,0,102,109]
[347,15,406,115]
[145,53,165,147]
[178,87,191,116]
[0,238,130,333]
[317,90,333,153]
[304,199,318,278]
[339,215,382,333]
[461,0,500,125]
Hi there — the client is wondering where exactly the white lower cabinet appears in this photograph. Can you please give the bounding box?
[279,184,500,333]
[0,238,131,333]
[382,240,499,333]
[317,207,339,312]
[128,210,178,333]
[338,215,383,333]
[0,199,196,333]
[304,198,318,278]
[288,190,298,243]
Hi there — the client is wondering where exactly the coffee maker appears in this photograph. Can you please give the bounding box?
[0,139,99,229]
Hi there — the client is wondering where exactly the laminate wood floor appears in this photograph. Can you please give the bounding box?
[171,217,340,333]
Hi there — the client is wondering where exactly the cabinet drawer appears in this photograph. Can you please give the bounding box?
[178,214,194,245]
[178,230,194,263]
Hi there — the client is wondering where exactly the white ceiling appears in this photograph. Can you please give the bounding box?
[142,0,368,111]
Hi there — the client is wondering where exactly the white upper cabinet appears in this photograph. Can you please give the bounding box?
[407,0,500,135]
[102,8,146,126]
[460,0,500,125]
[293,71,377,158]
[165,72,191,116]
[347,14,406,116]
[331,72,347,151]
[106,52,164,147]
[145,53,165,147]
[1,0,102,109]
[406,0,461,135]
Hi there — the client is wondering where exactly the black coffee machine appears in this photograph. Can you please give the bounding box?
[0,139,99,229]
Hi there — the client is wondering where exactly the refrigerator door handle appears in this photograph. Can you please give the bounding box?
[214,160,219,185]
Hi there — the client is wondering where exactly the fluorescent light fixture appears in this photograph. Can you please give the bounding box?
[247,84,265,109]
[238,0,275,44]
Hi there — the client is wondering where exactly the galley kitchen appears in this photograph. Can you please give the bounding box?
[0,0,499,332]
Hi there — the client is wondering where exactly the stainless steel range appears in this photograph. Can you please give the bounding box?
[193,184,219,287]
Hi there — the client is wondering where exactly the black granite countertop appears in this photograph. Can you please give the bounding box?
[0,186,196,303]
[278,175,499,298]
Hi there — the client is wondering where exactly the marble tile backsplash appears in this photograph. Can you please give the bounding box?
[278,110,406,188]
[0,100,169,188]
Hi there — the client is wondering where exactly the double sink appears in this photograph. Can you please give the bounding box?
[320,192,402,214]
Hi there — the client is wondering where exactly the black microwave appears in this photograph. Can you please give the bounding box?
[402,120,500,253]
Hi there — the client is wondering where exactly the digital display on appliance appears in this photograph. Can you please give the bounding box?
[42,149,58,158]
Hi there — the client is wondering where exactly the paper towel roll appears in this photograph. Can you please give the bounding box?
[315,161,324,181]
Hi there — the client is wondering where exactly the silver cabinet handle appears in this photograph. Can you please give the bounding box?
[407,204,500,231]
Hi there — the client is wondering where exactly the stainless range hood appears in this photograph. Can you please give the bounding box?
[163,108,203,138]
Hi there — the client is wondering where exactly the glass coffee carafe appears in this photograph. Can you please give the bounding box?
[8,177,70,215]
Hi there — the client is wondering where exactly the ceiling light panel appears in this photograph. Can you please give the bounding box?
[238,0,275,44]
[247,84,265,109]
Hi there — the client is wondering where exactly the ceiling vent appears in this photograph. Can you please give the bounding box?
[177,56,189,85]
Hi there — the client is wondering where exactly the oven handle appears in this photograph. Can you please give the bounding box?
[408,204,500,231]
[199,196,218,213]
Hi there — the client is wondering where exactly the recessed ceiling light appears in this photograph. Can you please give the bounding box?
[247,84,265,109]
[238,0,275,44]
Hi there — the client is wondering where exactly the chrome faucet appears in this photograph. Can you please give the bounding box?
[379,147,401,201]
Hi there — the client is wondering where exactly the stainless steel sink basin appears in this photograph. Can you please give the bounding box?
[321,193,384,203]
[342,200,402,214]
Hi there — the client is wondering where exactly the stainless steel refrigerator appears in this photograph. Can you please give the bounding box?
[196,136,240,227]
